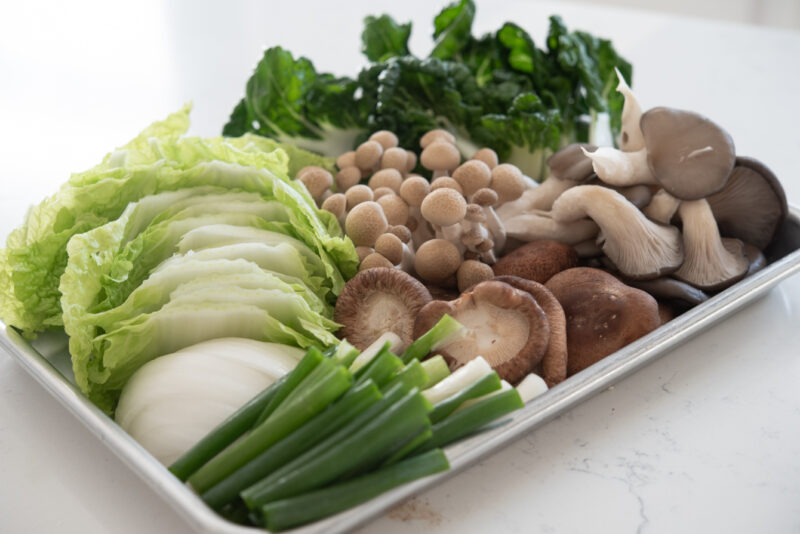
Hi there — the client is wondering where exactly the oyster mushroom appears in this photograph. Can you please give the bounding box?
[335,267,432,350]
[706,156,788,250]
[627,277,709,307]
[492,240,579,284]
[744,243,767,276]
[547,143,597,182]
[496,176,581,218]
[641,107,736,200]
[502,209,599,246]
[673,199,748,290]
[615,68,645,152]
[643,189,681,224]
[551,185,684,279]
[493,275,568,387]
[414,280,551,384]
[545,267,661,376]
[581,146,657,187]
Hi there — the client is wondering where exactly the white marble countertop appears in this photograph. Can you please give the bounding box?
[1,1,799,532]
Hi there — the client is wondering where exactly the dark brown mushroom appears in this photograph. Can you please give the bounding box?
[335,268,432,350]
[492,240,579,283]
[641,107,736,200]
[743,243,767,276]
[627,277,709,307]
[413,280,550,384]
[706,156,788,250]
[545,267,661,376]
[493,275,567,387]
[546,143,597,182]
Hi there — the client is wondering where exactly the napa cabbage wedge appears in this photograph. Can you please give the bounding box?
[0,106,351,336]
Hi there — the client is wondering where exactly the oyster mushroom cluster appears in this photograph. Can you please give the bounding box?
[301,129,537,292]
[500,70,787,299]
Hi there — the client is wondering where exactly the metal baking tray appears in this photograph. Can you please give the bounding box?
[3,205,800,534]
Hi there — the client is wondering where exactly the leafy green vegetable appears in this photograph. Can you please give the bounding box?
[0,107,350,336]
[224,2,631,180]
[361,15,411,62]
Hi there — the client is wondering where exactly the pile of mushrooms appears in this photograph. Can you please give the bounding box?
[300,129,540,292]
[323,72,788,391]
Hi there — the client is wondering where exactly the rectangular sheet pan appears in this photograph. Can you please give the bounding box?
[4,206,800,534]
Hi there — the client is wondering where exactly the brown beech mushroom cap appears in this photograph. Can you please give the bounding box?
[406,150,418,172]
[673,199,748,290]
[551,185,684,279]
[355,140,384,171]
[413,280,550,384]
[336,166,362,191]
[456,260,494,292]
[387,224,412,243]
[345,184,374,210]
[490,164,526,203]
[545,267,660,375]
[297,166,334,201]
[546,143,597,182]
[321,193,346,220]
[336,151,357,169]
[641,107,736,200]
[420,188,467,227]
[415,239,462,284]
[421,141,461,172]
[355,246,374,263]
[399,176,431,207]
[430,176,465,195]
[493,275,567,387]
[420,129,456,148]
[706,156,788,250]
[359,252,393,271]
[345,201,388,247]
[335,268,432,349]
[493,240,579,283]
[374,233,405,265]
[377,194,410,226]
[372,186,395,200]
[453,160,491,197]
[381,147,409,172]
[471,147,499,169]
[369,130,399,150]
[368,168,403,192]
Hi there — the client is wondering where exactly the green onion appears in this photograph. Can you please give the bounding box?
[254,347,325,426]
[380,427,434,466]
[354,349,403,388]
[189,359,351,494]
[168,374,286,481]
[417,388,523,452]
[332,340,359,367]
[420,356,450,389]
[260,449,450,531]
[429,372,502,423]
[200,380,381,510]
[400,314,462,363]
[241,385,431,509]
[382,359,427,392]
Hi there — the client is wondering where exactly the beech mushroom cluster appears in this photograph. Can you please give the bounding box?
[311,129,536,292]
